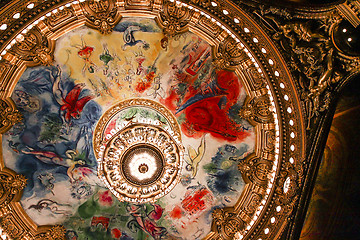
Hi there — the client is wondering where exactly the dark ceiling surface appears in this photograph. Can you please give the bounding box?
[300,77,360,239]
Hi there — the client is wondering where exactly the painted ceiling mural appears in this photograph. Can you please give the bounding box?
[1,0,360,239]
[2,17,255,240]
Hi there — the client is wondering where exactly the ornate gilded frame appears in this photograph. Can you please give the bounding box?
[0,0,358,239]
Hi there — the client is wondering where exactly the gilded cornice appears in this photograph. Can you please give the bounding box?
[231,0,360,238]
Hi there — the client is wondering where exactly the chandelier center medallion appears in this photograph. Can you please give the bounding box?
[94,99,184,203]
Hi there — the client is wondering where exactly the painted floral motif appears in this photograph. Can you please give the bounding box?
[3,17,255,239]
[98,190,114,207]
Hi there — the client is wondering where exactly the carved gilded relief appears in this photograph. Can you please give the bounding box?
[1,0,345,239]
[0,98,22,134]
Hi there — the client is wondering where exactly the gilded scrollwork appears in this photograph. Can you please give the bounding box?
[237,156,272,187]
[34,225,66,240]
[157,1,193,38]
[0,98,22,134]
[244,193,261,214]
[8,27,55,66]
[125,0,154,8]
[197,15,223,39]
[0,168,26,209]
[0,214,25,239]
[212,207,244,239]
[239,94,273,124]
[78,0,122,34]
[242,66,266,91]
[213,36,249,70]
[44,6,77,31]
[273,161,302,216]
[262,130,275,153]
[255,4,359,130]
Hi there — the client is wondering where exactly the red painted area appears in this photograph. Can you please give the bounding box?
[183,96,239,141]
[127,204,166,239]
[104,118,116,137]
[170,205,183,219]
[78,46,94,59]
[91,216,110,230]
[181,187,211,216]
[60,84,94,122]
[186,49,211,76]
[163,69,250,142]
[136,56,146,75]
[135,71,155,93]
[111,228,122,239]
[162,88,179,112]
[149,204,163,221]
[98,190,113,207]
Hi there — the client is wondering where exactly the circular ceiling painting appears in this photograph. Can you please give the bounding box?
[2,16,255,239]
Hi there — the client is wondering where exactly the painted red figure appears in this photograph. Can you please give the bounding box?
[60,84,94,122]
[78,46,94,60]
[163,70,250,141]
[77,45,96,73]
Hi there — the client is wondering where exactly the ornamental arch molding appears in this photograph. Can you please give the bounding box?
[0,0,357,239]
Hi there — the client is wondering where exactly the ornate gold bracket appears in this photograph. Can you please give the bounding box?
[76,0,122,34]
[239,94,273,124]
[7,26,55,67]
[211,207,245,239]
[0,98,22,134]
[0,168,27,239]
[0,168,26,207]
[157,1,193,38]
[213,35,250,70]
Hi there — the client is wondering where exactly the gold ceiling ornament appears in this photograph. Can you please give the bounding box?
[237,156,272,187]
[212,207,244,239]
[34,225,66,240]
[239,94,273,124]
[0,168,27,239]
[0,169,26,208]
[157,1,192,38]
[94,99,184,203]
[76,0,122,34]
[253,2,360,130]
[93,98,182,158]
[0,98,22,134]
[6,25,55,67]
[212,35,250,71]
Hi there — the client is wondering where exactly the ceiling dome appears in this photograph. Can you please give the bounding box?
[1,0,358,239]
